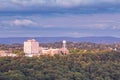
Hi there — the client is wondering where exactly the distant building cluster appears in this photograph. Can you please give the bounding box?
[0,50,17,57]
[24,39,69,57]
[0,39,69,57]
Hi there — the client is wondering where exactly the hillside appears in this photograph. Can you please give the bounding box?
[0,36,120,44]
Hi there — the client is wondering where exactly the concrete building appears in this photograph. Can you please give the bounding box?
[24,39,69,57]
[0,50,17,57]
[24,39,39,56]
[41,48,60,56]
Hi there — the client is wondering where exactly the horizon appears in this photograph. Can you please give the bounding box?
[0,36,120,38]
[0,0,120,37]
[0,36,120,44]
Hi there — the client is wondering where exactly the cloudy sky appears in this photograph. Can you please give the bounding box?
[0,0,120,37]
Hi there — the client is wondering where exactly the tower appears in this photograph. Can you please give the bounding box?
[63,40,66,49]
[60,40,69,54]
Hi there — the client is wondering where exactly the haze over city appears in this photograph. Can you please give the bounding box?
[0,0,120,37]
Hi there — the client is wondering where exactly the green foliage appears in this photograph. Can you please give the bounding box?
[0,51,120,80]
[12,49,25,56]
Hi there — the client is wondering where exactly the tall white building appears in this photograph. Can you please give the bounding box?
[24,39,39,55]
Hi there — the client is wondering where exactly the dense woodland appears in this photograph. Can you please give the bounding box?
[0,51,120,80]
[0,42,120,80]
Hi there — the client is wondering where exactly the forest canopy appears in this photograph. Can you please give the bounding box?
[0,51,120,80]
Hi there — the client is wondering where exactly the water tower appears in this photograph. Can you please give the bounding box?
[63,40,66,49]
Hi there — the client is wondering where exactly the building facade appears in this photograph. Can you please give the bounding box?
[24,39,69,57]
[0,50,17,57]
[24,39,39,55]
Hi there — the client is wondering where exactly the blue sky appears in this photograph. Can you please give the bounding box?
[0,0,120,37]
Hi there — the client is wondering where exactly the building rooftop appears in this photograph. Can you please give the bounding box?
[27,39,36,42]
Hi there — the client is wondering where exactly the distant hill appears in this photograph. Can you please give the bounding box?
[0,36,120,44]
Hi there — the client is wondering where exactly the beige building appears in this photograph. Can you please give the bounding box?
[0,50,17,57]
[24,39,69,57]
[24,39,39,56]
[41,48,60,56]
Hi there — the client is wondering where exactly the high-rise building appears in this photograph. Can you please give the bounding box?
[24,39,39,55]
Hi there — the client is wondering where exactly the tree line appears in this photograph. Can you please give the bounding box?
[0,51,120,80]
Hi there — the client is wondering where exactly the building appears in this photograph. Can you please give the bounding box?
[24,39,69,57]
[24,39,39,56]
[0,50,17,57]
[41,48,60,56]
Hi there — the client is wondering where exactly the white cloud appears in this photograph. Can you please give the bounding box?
[67,32,94,37]
[0,13,120,30]
[0,19,38,28]
[55,0,82,8]
[10,0,119,6]
[0,13,120,37]
[0,0,119,10]
[13,19,37,26]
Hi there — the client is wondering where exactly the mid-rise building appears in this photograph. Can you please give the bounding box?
[24,39,39,56]
[24,39,69,57]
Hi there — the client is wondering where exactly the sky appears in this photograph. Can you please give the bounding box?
[0,0,120,37]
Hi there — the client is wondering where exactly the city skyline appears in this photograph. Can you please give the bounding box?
[0,0,120,37]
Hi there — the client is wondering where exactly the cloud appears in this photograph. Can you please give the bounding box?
[0,0,120,14]
[0,19,38,29]
[12,19,37,26]
[67,32,95,37]
[9,0,120,7]
[0,13,120,37]
[0,13,120,30]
